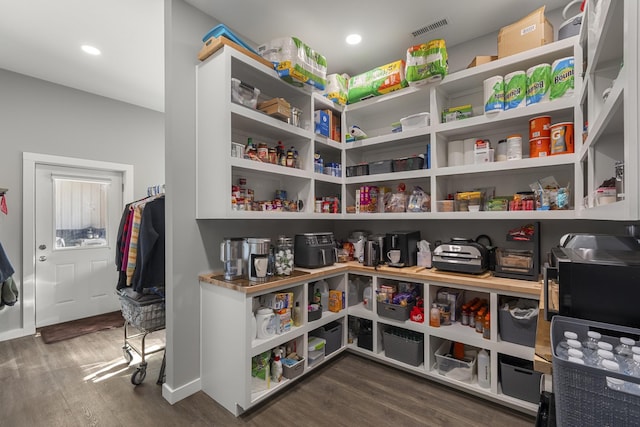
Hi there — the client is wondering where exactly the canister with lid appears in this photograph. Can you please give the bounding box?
[275,236,294,276]
[506,134,523,160]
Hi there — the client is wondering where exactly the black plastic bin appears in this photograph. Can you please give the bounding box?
[311,321,342,355]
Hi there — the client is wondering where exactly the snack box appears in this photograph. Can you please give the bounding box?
[442,105,472,123]
[348,60,408,104]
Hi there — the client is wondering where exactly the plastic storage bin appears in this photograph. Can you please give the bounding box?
[377,302,414,322]
[400,112,430,131]
[499,354,542,403]
[551,315,640,427]
[434,340,477,383]
[368,160,393,175]
[393,156,425,172]
[282,357,304,379]
[310,321,342,356]
[498,298,538,347]
[308,349,325,367]
[383,328,424,366]
[231,78,260,109]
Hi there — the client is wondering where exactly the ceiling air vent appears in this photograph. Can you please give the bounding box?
[411,18,449,37]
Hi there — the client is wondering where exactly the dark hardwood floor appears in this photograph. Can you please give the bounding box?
[0,327,535,426]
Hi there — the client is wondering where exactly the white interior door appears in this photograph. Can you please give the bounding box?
[35,164,123,327]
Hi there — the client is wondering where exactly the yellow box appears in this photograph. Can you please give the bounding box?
[328,290,343,312]
[498,7,554,59]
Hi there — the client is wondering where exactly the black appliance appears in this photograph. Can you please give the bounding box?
[432,238,490,274]
[544,234,640,328]
[294,232,336,268]
[384,230,420,267]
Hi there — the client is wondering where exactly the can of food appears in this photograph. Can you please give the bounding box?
[529,137,551,157]
[275,189,287,200]
[550,122,574,155]
[506,134,523,160]
[529,115,551,140]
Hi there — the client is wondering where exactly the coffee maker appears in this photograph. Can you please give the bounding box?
[244,238,271,282]
[220,237,246,280]
[385,231,421,267]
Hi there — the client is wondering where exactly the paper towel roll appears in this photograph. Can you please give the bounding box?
[504,70,526,110]
[463,138,476,165]
[448,140,464,167]
[526,63,551,106]
[484,75,504,114]
[550,56,575,100]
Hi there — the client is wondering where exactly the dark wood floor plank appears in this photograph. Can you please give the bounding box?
[0,327,536,427]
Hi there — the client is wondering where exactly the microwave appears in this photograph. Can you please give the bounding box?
[544,247,640,328]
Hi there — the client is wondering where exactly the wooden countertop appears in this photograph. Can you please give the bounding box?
[199,261,542,296]
[534,286,553,375]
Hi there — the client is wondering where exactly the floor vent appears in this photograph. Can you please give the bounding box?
[411,18,449,37]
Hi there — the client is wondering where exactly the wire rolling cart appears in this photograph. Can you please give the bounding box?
[118,289,166,385]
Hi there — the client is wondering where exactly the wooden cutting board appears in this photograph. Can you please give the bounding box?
[198,36,273,70]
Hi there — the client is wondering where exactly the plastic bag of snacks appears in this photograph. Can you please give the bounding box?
[405,39,448,86]
[407,186,431,212]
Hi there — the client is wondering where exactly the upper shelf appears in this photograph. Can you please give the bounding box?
[437,37,577,97]
[586,0,624,75]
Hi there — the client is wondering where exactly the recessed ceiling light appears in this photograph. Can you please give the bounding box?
[81,45,101,56]
[345,34,362,45]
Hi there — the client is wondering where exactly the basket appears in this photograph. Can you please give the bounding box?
[119,294,165,331]
[551,316,640,427]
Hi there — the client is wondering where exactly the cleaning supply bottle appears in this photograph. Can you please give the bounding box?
[477,349,491,388]
[271,349,283,383]
[293,301,302,327]
[314,279,329,312]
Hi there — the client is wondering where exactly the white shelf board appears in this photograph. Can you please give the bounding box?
[313,92,344,113]
[345,85,426,113]
[314,135,343,150]
[313,173,342,184]
[345,169,430,185]
[344,128,431,151]
[230,157,311,179]
[434,154,576,177]
[586,0,624,74]
[232,104,313,140]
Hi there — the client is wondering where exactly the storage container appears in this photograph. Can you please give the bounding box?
[308,349,325,367]
[308,307,322,322]
[231,78,260,109]
[368,160,393,175]
[498,298,538,347]
[377,301,414,322]
[436,200,454,212]
[400,112,430,131]
[257,98,291,120]
[346,163,369,177]
[434,340,477,383]
[310,321,342,356]
[383,328,424,366]
[551,315,640,427]
[393,156,425,172]
[499,354,542,403]
[282,357,304,379]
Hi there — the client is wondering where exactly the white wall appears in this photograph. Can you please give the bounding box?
[0,68,164,339]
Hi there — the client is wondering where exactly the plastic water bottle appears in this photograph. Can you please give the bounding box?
[568,356,585,365]
[555,331,579,359]
[602,359,625,392]
[568,348,584,361]
[596,349,616,368]
[615,337,636,360]
[477,349,491,389]
[582,331,601,361]
[625,354,640,396]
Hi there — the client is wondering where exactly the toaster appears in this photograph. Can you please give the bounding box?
[294,232,336,268]
[433,238,489,274]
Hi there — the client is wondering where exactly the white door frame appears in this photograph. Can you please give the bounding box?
[22,152,133,336]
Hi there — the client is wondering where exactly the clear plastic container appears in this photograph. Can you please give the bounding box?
[231,78,260,109]
[275,236,294,276]
[615,337,636,359]
[400,112,430,131]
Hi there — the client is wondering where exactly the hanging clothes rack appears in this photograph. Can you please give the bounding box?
[0,188,7,196]
[147,184,165,197]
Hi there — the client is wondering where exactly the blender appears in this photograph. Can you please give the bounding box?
[220,237,245,280]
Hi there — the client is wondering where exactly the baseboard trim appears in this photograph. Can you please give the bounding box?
[162,377,201,404]
[0,326,35,343]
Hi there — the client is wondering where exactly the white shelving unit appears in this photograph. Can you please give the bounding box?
[576,0,639,220]
[200,267,541,416]
[197,24,640,221]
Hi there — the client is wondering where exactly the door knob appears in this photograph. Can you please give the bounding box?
[39,255,47,262]
[39,244,46,250]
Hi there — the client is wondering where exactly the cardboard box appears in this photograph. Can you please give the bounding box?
[467,55,498,69]
[314,110,330,137]
[258,98,291,120]
[328,290,343,312]
[498,7,554,59]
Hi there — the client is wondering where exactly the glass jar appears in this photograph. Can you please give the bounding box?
[275,236,294,276]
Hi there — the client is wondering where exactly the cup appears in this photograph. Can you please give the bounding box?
[387,249,401,264]
[254,257,269,278]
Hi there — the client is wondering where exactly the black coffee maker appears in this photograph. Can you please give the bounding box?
[385,231,421,267]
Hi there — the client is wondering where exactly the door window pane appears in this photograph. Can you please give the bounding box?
[54,178,110,249]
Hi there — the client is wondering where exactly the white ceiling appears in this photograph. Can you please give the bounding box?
[0,1,569,113]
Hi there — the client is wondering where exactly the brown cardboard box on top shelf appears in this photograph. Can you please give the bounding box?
[467,56,498,69]
[258,98,291,120]
[497,6,554,59]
